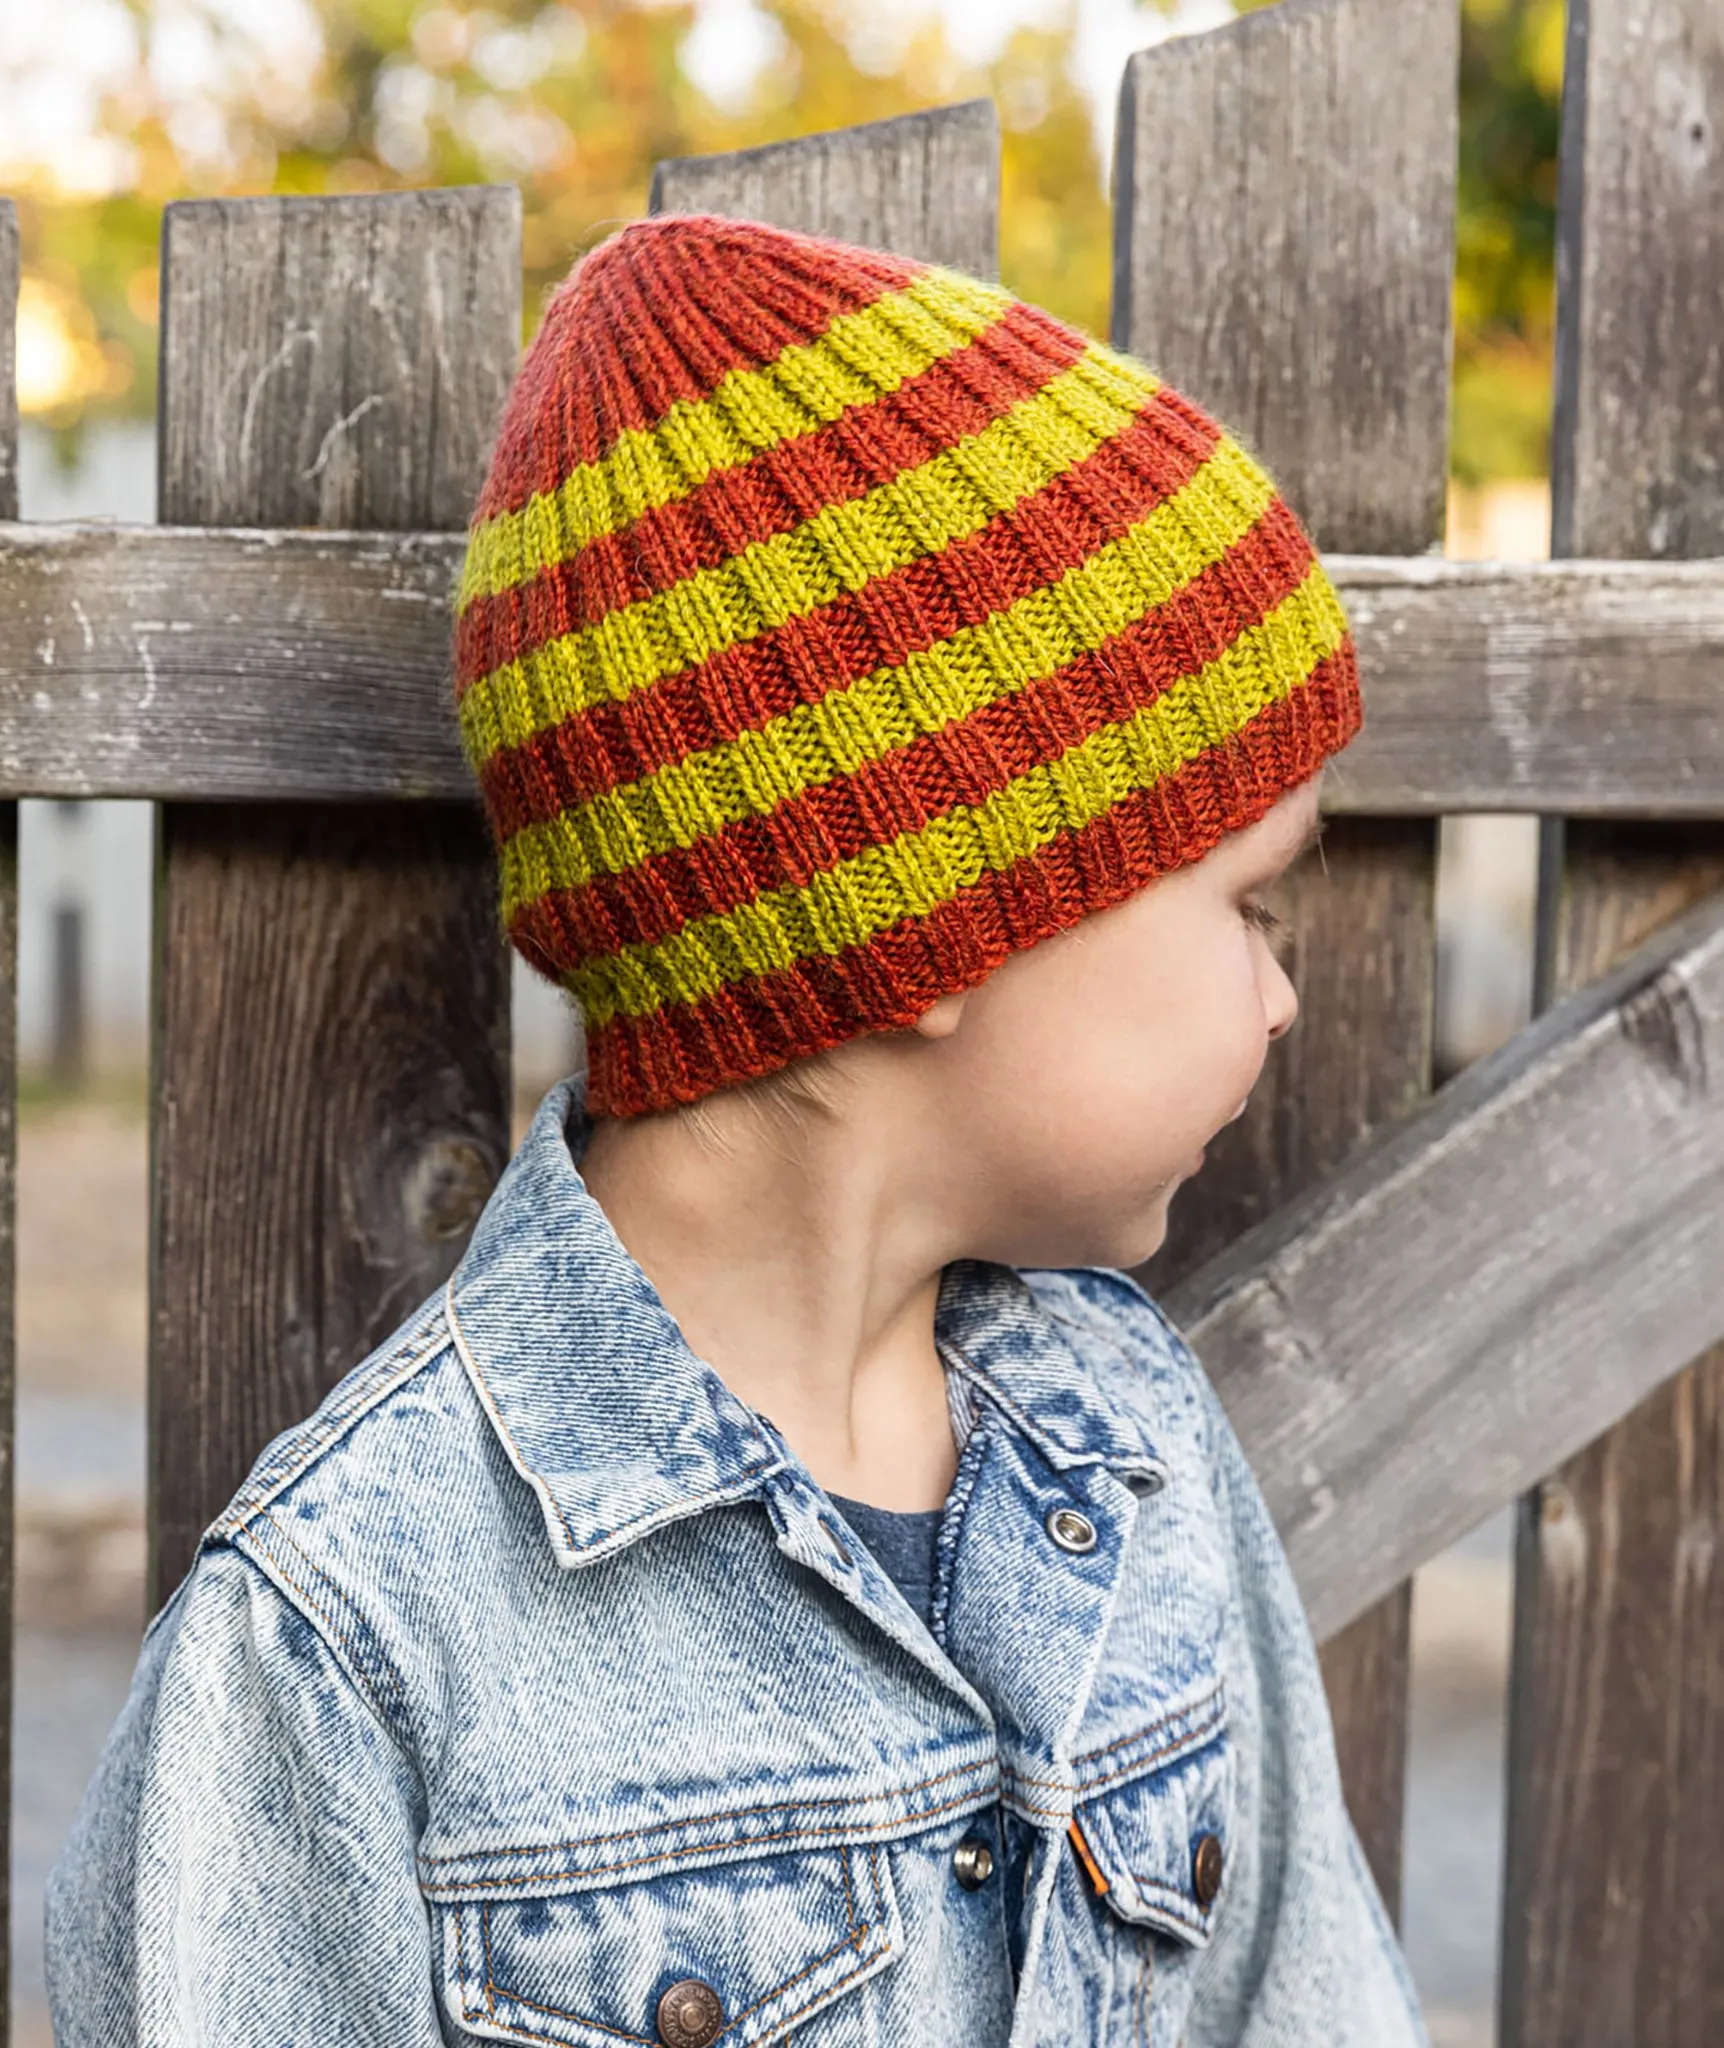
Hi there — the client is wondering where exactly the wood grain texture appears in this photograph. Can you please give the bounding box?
[651,101,999,275]
[1504,836,1724,2048]
[0,523,469,798]
[1328,556,1724,817]
[1165,882,1724,1646]
[157,187,521,532]
[2,535,1722,808]
[1549,1,1724,562]
[1117,0,1456,1915]
[149,191,518,1606]
[0,192,17,2043]
[1114,0,1458,558]
[1502,4,1724,2040]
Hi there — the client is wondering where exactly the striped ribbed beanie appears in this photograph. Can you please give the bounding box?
[456,214,1361,1116]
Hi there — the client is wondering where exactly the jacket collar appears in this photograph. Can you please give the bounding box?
[446,1080,1162,1568]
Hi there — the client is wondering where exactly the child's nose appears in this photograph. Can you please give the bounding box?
[1263,955,1299,1041]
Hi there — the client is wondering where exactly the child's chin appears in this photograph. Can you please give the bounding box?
[1102,1202,1173,1274]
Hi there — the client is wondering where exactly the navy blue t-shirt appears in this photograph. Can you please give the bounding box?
[828,1495,944,1627]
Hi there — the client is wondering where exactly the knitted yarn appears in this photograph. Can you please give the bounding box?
[455,214,1361,1115]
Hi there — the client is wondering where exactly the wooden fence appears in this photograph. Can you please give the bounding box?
[2,0,1721,2037]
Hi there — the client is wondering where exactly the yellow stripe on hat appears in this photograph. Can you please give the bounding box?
[494,435,1278,900]
[458,267,1027,611]
[549,566,1348,1026]
[458,345,1162,762]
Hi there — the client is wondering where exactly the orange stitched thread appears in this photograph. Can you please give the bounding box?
[838,1843,859,1934]
[424,1783,994,1893]
[1071,1690,1225,1770]
[1069,1818,1111,1897]
[1003,1688,1225,1792]
[472,1907,887,2044]
[418,1753,996,1866]
[1004,1710,1228,1819]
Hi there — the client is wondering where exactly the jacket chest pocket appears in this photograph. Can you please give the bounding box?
[438,1841,899,2048]
[1069,1698,1236,1949]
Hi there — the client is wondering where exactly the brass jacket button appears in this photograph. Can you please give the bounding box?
[657,1978,725,2048]
[1192,1831,1225,1908]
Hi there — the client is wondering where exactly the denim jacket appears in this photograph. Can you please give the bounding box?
[48,1081,1427,2048]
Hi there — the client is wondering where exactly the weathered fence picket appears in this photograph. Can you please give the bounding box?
[2,0,1722,2030]
[1501,1,1724,2040]
[652,98,1000,275]
[1119,0,1458,1912]
[148,189,521,1603]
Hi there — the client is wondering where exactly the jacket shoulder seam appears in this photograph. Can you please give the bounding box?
[224,1511,416,1760]
[212,1307,451,1538]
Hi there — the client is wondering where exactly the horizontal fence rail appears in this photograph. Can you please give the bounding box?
[1,525,1721,809]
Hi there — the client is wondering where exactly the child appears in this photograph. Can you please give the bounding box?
[47,215,1428,2047]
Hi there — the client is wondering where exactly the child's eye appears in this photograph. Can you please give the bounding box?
[1243,900,1288,948]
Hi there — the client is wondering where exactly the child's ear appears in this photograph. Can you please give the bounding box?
[912,990,970,1040]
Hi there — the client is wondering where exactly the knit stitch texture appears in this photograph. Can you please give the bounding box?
[455,214,1362,1115]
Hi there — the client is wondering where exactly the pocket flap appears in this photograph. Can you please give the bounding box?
[1069,1721,1234,1947]
[441,1841,898,2047]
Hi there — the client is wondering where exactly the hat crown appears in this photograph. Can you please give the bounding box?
[470,215,920,527]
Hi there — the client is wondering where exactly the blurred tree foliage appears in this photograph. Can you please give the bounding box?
[7,0,1564,484]
[1452,0,1564,483]
[6,0,1125,443]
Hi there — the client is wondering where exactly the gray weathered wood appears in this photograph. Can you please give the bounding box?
[2,534,1722,809]
[0,190,18,2046]
[1114,0,1458,558]
[1328,556,1724,817]
[1503,4,1724,2038]
[1504,838,1724,2048]
[1549,3,1724,563]
[0,523,468,798]
[652,101,999,276]
[1119,0,1456,1915]
[1165,882,1724,1648]
[148,190,518,1605]
[2,536,1722,808]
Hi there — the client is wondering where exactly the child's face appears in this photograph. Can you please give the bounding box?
[920,774,1324,1273]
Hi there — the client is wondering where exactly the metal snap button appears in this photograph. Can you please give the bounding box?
[952,1836,996,1890]
[1045,1506,1098,1554]
[1192,1831,1225,1908]
[657,1977,725,2048]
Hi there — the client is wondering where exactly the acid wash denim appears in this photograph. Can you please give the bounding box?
[48,1080,1428,2048]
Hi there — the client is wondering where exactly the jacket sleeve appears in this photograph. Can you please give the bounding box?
[45,1541,444,2047]
[1180,1359,1432,2048]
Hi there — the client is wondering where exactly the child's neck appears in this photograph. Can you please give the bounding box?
[579,1097,960,1511]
